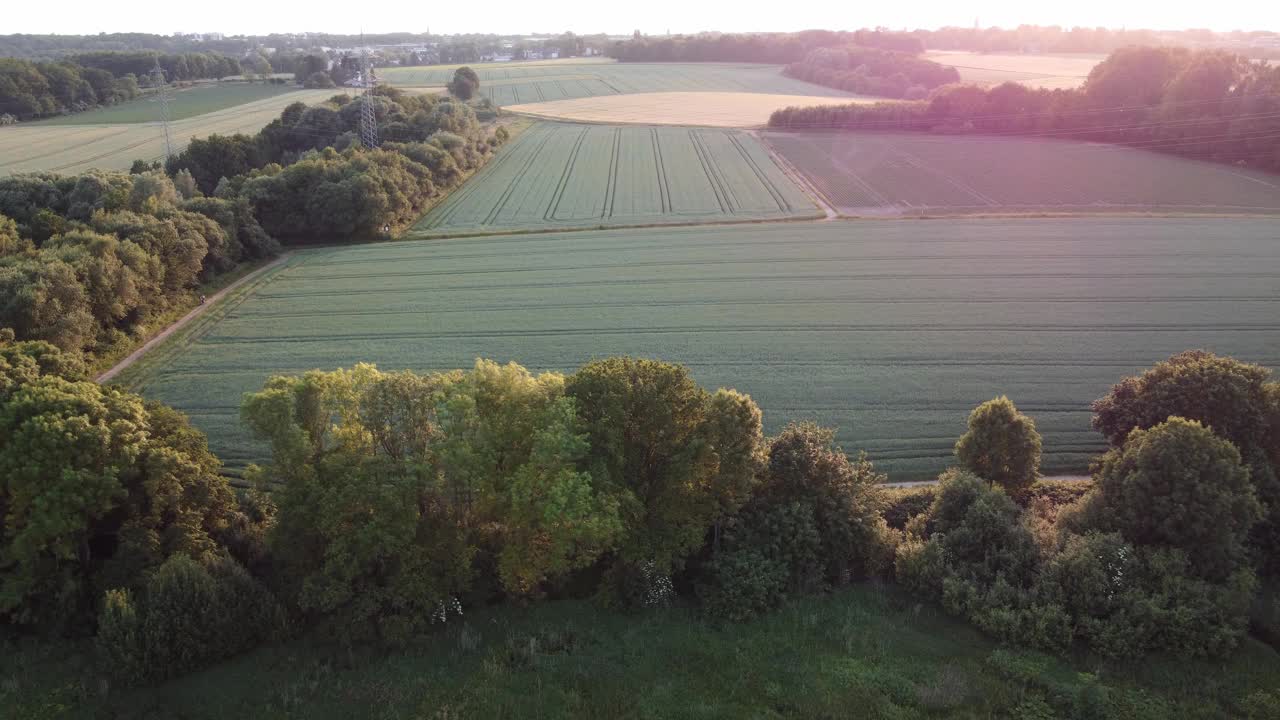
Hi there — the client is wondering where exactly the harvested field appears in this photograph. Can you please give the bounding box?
[412,122,819,235]
[763,130,1280,216]
[382,60,855,105]
[923,51,1102,89]
[30,82,303,125]
[0,89,335,174]
[506,91,879,127]
[117,218,1280,480]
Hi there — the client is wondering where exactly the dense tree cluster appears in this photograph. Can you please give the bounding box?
[70,50,241,82]
[609,31,851,64]
[0,57,140,120]
[0,334,273,635]
[168,86,495,194]
[770,46,1280,172]
[1,342,1277,683]
[910,25,1258,55]
[162,88,507,243]
[607,30,926,65]
[0,170,277,356]
[783,45,961,99]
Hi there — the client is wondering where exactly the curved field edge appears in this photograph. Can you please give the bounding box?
[108,254,308,393]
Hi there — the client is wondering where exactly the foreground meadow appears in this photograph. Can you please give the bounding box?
[764,130,1280,216]
[116,217,1280,479]
[6,585,1276,719]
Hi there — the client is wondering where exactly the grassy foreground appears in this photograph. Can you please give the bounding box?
[4,585,1277,719]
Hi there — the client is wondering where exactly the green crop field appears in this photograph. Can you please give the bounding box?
[764,130,1280,215]
[30,82,304,125]
[0,89,335,175]
[116,217,1280,480]
[380,60,854,105]
[411,122,819,235]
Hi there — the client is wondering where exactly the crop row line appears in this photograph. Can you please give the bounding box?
[729,131,793,212]
[650,127,672,213]
[545,126,589,222]
[688,129,734,214]
[602,127,621,219]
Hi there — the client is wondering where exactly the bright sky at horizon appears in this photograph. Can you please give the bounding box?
[4,0,1277,37]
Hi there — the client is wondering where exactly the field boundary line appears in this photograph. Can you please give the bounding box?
[753,131,838,220]
[97,253,292,384]
[418,121,541,229]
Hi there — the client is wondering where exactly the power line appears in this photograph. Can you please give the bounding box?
[359,36,379,149]
[150,59,174,162]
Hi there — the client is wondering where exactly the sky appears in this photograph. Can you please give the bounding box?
[4,0,1277,37]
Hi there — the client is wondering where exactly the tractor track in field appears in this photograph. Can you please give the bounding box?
[752,130,838,220]
[96,253,292,384]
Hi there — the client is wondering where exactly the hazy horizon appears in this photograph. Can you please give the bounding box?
[4,0,1277,39]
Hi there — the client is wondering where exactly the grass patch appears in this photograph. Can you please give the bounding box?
[31,83,304,125]
[3,585,1275,718]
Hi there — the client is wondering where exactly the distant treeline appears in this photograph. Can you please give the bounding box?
[606,30,922,64]
[783,46,961,99]
[770,47,1280,173]
[0,57,140,119]
[70,51,242,82]
[912,25,1278,56]
[0,51,243,121]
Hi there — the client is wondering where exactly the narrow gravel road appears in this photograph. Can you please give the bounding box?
[97,254,290,383]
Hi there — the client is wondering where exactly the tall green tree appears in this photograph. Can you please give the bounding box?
[1092,350,1280,573]
[0,375,244,630]
[954,396,1042,494]
[565,357,764,595]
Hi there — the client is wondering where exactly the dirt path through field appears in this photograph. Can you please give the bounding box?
[97,253,291,383]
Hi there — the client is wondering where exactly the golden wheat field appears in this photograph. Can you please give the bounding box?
[505,91,880,127]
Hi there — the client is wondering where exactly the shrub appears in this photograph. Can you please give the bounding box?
[95,589,145,685]
[1091,350,1280,573]
[882,486,935,529]
[955,396,1042,494]
[97,553,284,684]
[754,423,895,583]
[1093,417,1260,581]
[696,548,788,622]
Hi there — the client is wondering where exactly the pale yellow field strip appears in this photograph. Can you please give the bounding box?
[506,91,883,128]
[0,90,335,175]
[924,51,1102,89]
